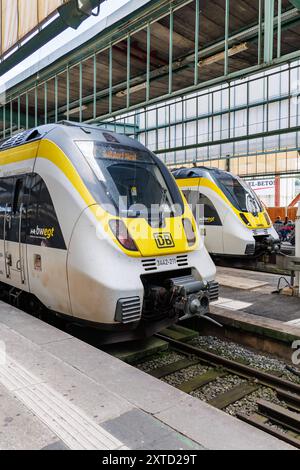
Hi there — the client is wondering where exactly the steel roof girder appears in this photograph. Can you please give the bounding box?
[290,1,300,10]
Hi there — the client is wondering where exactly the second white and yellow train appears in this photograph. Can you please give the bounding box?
[173,167,280,258]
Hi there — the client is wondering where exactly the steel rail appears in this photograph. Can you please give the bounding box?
[156,333,300,395]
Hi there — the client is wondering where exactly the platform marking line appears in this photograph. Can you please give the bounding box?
[285,318,300,327]
[211,297,253,311]
[0,357,129,450]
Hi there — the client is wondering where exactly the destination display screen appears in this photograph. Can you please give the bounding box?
[102,149,138,162]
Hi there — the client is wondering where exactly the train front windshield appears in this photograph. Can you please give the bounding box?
[76,141,179,218]
[213,172,262,215]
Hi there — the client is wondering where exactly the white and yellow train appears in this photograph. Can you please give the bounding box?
[0,123,218,342]
[173,167,280,258]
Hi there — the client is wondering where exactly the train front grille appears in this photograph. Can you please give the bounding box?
[115,297,142,324]
[208,281,219,301]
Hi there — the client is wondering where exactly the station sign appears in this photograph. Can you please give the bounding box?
[248,179,275,196]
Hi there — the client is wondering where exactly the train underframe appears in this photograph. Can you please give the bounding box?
[0,269,219,344]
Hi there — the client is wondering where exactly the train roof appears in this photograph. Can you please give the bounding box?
[172,166,229,179]
[0,121,145,153]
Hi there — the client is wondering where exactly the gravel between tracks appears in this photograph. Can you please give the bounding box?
[136,335,299,427]
[190,375,246,402]
[137,351,184,373]
[191,335,300,384]
[163,364,211,387]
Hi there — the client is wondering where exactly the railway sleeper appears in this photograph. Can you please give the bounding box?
[208,383,260,410]
[257,399,300,434]
[177,370,227,394]
[237,412,300,449]
[276,389,300,413]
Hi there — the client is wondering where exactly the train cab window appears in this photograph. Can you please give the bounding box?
[76,141,180,219]
[198,194,222,227]
[214,172,262,215]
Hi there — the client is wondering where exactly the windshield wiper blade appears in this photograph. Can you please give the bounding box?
[159,189,168,227]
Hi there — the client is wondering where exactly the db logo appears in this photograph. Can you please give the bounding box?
[154,233,175,249]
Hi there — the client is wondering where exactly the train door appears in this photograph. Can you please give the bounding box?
[3,175,29,290]
[26,173,71,315]
[197,192,223,255]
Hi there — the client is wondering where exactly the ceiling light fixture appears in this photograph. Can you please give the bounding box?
[116,82,147,98]
[64,105,88,116]
[198,42,249,67]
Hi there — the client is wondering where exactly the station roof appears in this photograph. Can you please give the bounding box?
[3,0,300,129]
[0,1,107,77]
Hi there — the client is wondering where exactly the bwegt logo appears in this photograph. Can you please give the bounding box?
[292,340,300,366]
[0,341,6,366]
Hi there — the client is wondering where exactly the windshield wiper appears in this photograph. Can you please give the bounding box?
[159,189,168,227]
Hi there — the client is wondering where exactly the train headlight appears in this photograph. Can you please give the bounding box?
[109,220,138,252]
[240,213,251,226]
[264,212,271,225]
[182,219,196,246]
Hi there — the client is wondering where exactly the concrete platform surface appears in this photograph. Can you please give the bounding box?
[216,267,300,323]
[0,301,294,450]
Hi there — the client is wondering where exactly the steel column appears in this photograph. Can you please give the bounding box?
[35,87,38,127]
[55,76,58,123]
[93,54,97,120]
[225,0,230,75]
[44,82,48,124]
[109,45,113,114]
[127,34,131,109]
[277,0,282,58]
[146,23,151,102]
[25,93,29,130]
[2,105,5,139]
[10,101,12,136]
[79,62,83,122]
[194,0,200,85]
[264,0,275,63]
[258,0,263,64]
[66,67,70,121]
[169,7,174,95]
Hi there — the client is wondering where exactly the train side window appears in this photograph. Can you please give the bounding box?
[182,189,199,207]
[27,174,66,249]
[0,178,14,239]
[12,178,24,214]
[0,178,14,212]
[9,176,30,243]
[198,194,222,226]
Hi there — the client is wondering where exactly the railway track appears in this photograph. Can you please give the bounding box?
[145,333,300,448]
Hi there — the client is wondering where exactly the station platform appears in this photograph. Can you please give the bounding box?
[215,267,300,324]
[0,301,293,450]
